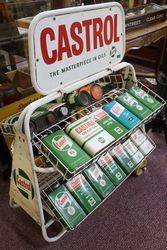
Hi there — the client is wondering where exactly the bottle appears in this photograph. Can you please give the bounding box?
[37,103,69,123]
[29,110,53,135]
[90,84,103,101]
[79,83,103,101]
[65,91,92,107]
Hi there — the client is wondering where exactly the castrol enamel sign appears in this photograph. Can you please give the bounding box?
[28,3,125,95]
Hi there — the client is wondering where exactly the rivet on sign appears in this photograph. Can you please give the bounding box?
[109,8,112,11]
[36,59,39,62]
[60,82,63,85]
[53,17,56,21]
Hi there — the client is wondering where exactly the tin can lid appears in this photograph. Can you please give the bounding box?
[90,84,103,101]
[78,92,92,106]
[46,112,56,124]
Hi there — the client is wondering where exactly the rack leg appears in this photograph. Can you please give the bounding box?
[41,223,67,243]
[135,159,147,176]
[9,198,20,208]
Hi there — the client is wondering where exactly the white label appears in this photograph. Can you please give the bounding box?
[110,103,124,117]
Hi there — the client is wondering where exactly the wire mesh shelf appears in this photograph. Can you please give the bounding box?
[30,74,165,179]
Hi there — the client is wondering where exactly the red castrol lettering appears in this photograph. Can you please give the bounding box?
[40,14,120,64]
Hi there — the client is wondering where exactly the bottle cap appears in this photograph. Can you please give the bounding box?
[90,84,103,101]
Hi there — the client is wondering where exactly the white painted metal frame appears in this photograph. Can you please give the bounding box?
[8,2,166,243]
[14,62,137,242]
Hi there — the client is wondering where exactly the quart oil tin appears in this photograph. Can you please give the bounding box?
[131,150,144,165]
[66,116,115,156]
[123,139,144,165]
[89,109,128,140]
[103,100,141,130]
[123,139,138,156]
[98,153,126,186]
[130,129,147,146]
[83,163,115,199]
[111,144,136,174]
[66,174,101,214]
[139,139,154,155]
[117,92,152,120]
[48,185,86,229]
[129,85,162,111]
[42,130,90,176]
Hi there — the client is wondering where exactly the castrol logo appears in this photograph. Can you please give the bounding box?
[40,14,120,65]
[30,3,125,94]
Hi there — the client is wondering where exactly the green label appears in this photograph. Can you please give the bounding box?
[84,164,115,198]
[13,168,34,200]
[48,185,86,229]
[129,86,162,111]
[98,153,126,186]
[117,92,152,120]
[42,130,90,173]
[66,174,101,214]
[89,109,127,140]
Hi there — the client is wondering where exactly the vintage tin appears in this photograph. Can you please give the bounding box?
[131,150,144,165]
[98,153,126,186]
[130,129,147,146]
[111,144,136,174]
[129,85,162,111]
[30,110,52,134]
[42,130,90,176]
[48,185,86,229]
[117,92,152,120]
[139,139,154,156]
[37,103,69,117]
[66,174,101,214]
[83,163,115,199]
[123,139,144,164]
[123,139,138,156]
[89,109,128,140]
[103,100,141,130]
[66,116,115,156]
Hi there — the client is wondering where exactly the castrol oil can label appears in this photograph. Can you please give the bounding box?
[28,3,125,95]
[89,109,127,140]
[48,185,86,229]
[103,100,141,130]
[84,163,115,198]
[66,174,101,213]
[117,92,152,120]
[98,153,126,186]
[66,116,115,156]
[42,130,90,173]
[111,144,136,174]
[129,86,162,111]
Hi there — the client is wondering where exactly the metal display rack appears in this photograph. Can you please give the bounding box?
[1,3,166,243]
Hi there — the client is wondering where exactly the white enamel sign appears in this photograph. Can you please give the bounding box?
[28,3,125,95]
